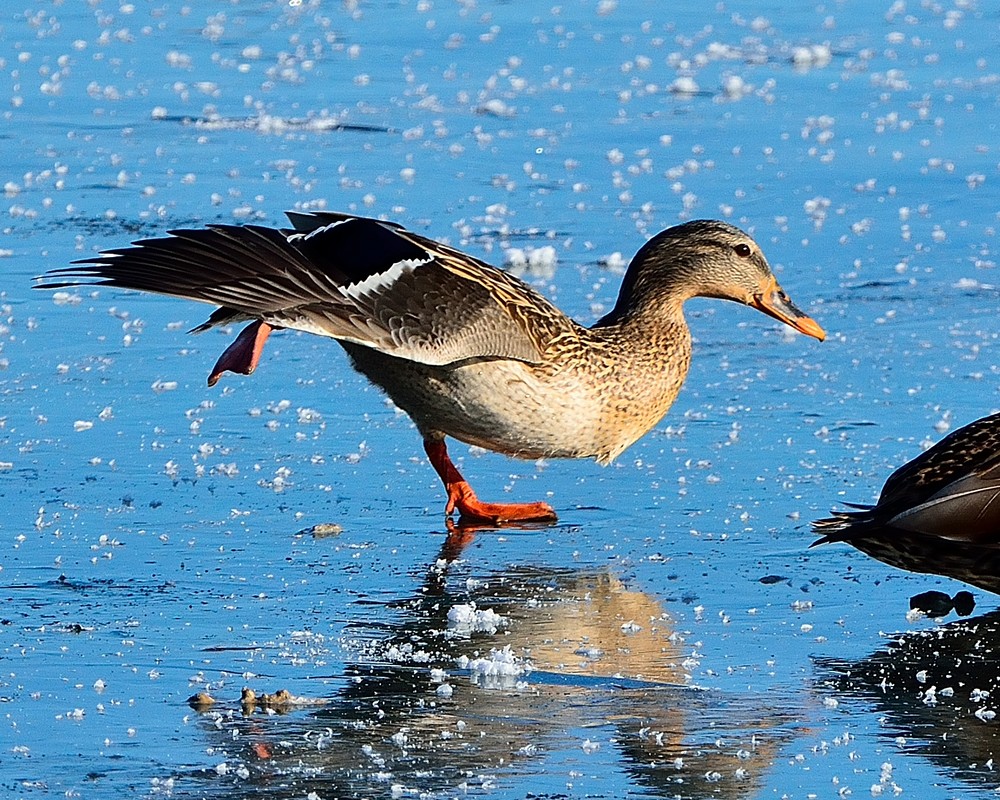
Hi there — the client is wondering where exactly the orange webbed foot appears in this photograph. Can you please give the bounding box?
[445,479,557,524]
[207,321,273,387]
[423,437,557,524]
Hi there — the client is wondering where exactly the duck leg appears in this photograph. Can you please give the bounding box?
[207,321,274,387]
[423,438,557,524]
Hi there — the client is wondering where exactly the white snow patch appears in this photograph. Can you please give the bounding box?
[504,245,557,277]
[446,602,507,636]
[457,645,531,688]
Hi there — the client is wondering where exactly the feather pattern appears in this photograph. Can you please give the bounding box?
[813,411,1000,545]
[41,213,554,366]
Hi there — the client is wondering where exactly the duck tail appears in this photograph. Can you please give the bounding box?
[809,504,879,547]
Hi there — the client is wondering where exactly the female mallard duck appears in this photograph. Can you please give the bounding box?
[39,212,824,523]
[813,411,1000,593]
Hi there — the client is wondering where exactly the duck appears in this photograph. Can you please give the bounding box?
[38,211,825,523]
[813,411,1000,593]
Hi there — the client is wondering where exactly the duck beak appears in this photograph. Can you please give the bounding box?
[751,277,826,341]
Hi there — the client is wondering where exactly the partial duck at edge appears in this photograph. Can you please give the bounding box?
[814,411,1000,593]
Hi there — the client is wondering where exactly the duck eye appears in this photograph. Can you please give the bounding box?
[734,243,752,258]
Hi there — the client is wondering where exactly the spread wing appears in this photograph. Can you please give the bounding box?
[37,211,570,366]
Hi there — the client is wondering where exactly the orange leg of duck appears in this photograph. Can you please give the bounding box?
[423,438,557,524]
[207,321,274,387]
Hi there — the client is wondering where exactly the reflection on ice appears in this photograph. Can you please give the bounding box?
[182,551,801,799]
[817,609,1000,790]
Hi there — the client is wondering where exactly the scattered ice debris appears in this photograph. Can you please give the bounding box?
[669,76,700,96]
[296,407,322,424]
[382,643,432,664]
[183,111,386,136]
[581,738,601,754]
[954,277,995,291]
[344,441,369,464]
[503,245,557,277]
[446,603,507,636]
[456,645,531,687]
[258,466,293,492]
[599,251,627,273]
[721,74,752,99]
[905,608,926,623]
[390,730,408,749]
[73,420,93,432]
[211,462,239,478]
[215,762,251,779]
[477,98,514,117]
[870,760,903,796]
[791,44,832,69]
[51,291,81,305]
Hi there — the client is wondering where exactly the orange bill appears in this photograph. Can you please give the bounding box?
[751,277,825,341]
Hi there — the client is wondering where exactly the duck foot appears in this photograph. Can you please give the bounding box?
[208,321,273,386]
[423,438,557,524]
[447,480,558,524]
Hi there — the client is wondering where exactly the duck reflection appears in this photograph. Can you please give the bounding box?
[181,526,799,799]
[816,608,1000,787]
[813,411,1000,594]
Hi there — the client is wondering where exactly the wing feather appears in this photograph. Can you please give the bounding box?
[36,212,572,366]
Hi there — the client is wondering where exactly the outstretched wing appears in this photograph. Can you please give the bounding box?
[38,212,568,366]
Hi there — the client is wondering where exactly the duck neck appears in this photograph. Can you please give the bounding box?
[588,293,692,390]
[592,282,689,334]
[595,247,704,326]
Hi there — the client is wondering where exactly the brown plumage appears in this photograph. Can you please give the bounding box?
[813,411,1000,593]
[38,211,824,523]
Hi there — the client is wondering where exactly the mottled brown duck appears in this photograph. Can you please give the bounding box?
[38,212,825,523]
[813,411,1000,594]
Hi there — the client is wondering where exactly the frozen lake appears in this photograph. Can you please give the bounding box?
[3,1,1000,797]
